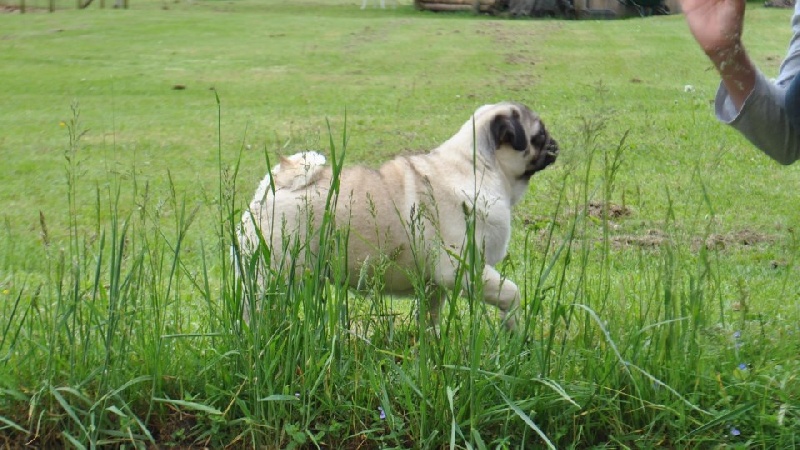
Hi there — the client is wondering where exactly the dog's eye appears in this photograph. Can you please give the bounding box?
[531,127,548,149]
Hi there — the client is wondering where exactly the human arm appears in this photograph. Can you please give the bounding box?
[716,72,800,165]
[681,0,800,164]
[679,0,756,110]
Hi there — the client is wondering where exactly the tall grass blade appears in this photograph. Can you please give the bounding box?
[152,398,223,415]
[49,385,90,441]
[494,385,555,450]
[681,402,756,440]
[0,415,28,433]
[62,430,88,450]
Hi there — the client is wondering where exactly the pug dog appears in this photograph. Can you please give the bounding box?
[237,101,559,330]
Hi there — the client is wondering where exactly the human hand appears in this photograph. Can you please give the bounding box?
[680,0,754,112]
[679,0,746,56]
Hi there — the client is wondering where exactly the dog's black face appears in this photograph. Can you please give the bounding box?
[489,103,559,180]
[522,121,558,179]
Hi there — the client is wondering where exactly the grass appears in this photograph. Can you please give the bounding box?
[1,0,799,447]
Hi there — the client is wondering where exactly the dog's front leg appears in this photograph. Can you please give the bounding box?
[481,266,520,331]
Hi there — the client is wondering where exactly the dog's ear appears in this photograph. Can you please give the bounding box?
[490,112,528,152]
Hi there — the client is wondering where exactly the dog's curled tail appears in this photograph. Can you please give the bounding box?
[238,151,328,253]
[249,151,327,212]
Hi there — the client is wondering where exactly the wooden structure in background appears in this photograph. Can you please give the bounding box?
[572,0,681,18]
[6,0,128,12]
[415,0,682,18]
[415,0,494,12]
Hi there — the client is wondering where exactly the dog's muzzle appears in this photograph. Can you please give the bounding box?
[522,136,559,179]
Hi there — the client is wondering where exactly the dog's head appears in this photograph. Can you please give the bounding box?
[471,102,559,184]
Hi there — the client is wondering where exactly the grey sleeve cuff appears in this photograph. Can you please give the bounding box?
[714,71,800,165]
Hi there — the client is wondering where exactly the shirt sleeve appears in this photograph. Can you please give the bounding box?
[714,72,800,165]
[713,4,800,165]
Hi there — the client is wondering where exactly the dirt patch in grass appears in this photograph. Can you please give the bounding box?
[697,229,777,251]
[587,201,631,220]
[0,410,203,448]
[562,202,776,252]
[580,203,776,252]
[610,229,668,249]
[504,53,538,66]
[475,21,560,91]
[1,5,51,13]
[609,228,777,251]
[147,411,201,448]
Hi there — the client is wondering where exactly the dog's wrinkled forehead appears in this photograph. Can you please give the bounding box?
[473,103,496,119]
[475,102,539,127]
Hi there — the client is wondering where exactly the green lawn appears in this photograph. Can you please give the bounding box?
[0,1,798,448]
